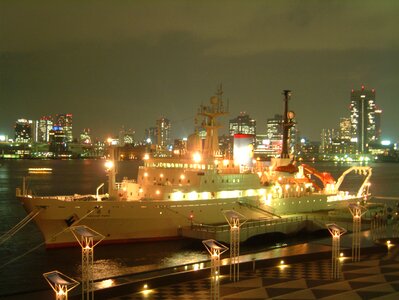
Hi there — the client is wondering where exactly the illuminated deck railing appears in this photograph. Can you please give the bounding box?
[190,216,307,233]
[189,214,372,234]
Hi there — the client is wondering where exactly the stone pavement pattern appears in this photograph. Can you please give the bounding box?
[110,250,399,299]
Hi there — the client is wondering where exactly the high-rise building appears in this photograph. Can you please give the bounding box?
[49,126,68,154]
[266,114,283,141]
[119,126,135,146]
[374,108,382,142]
[350,85,377,153]
[145,127,157,145]
[55,114,73,142]
[339,117,351,141]
[79,128,92,145]
[229,112,256,136]
[35,116,53,143]
[14,119,33,142]
[320,128,339,154]
[156,117,171,148]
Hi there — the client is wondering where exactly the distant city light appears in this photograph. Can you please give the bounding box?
[381,140,391,146]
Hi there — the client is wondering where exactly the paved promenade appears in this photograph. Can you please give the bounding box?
[2,232,398,299]
[105,233,399,300]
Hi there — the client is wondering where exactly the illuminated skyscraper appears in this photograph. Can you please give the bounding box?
[145,127,157,145]
[320,128,339,154]
[156,117,171,148]
[35,116,53,143]
[79,128,92,145]
[374,108,382,142]
[229,113,256,136]
[118,126,135,146]
[339,117,351,142]
[266,114,283,141]
[49,126,68,154]
[55,114,73,142]
[14,119,33,142]
[350,85,377,153]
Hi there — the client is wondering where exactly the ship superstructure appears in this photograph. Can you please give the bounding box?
[17,90,372,248]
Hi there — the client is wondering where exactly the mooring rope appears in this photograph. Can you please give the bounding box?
[0,208,43,245]
[0,206,100,269]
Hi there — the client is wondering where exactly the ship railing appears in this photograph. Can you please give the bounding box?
[34,195,98,201]
[191,216,306,233]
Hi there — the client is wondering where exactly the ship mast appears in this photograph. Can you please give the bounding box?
[281,90,295,159]
[198,84,228,158]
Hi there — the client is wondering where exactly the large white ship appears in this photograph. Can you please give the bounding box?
[17,90,372,248]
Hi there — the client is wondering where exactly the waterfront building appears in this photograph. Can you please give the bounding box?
[173,138,188,156]
[374,108,382,142]
[298,139,320,160]
[79,128,92,145]
[260,114,297,157]
[55,113,73,143]
[49,126,68,155]
[156,117,172,149]
[350,85,378,153]
[35,116,53,143]
[144,117,172,151]
[145,127,157,145]
[119,126,135,146]
[266,114,283,141]
[14,119,33,143]
[229,112,256,136]
[339,118,351,142]
[320,128,339,154]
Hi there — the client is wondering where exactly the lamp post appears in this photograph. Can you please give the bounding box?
[70,225,104,300]
[43,270,79,300]
[222,210,246,282]
[348,203,367,262]
[203,239,228,300]
[327,223,347,279]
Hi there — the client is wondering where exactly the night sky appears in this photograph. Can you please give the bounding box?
[1,0,398,142]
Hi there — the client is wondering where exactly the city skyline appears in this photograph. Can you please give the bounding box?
[1,1,398,141]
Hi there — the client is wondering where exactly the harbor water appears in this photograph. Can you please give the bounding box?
[0,159,398,296]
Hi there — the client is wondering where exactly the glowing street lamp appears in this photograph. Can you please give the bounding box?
[222,210,247,282]
[203,239,228,300]
[71,226,104,300]
[327,223,347,279]
[43,270,79,300]
[348,203,367,262]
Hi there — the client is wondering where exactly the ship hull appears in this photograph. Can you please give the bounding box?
[20,193,354,248]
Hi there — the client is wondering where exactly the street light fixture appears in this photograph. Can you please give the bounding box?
[203,239,228,300]
[43,270,79,300]
[70,225,104,300]
[222,210,247,282]
[327,223,347,279]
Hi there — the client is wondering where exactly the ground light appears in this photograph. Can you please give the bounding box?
[203,239,229,300]
[43,270,79,300]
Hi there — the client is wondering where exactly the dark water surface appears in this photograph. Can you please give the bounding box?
[0,159,398,296]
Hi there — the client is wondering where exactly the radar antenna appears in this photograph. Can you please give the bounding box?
[198,85,229,158]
